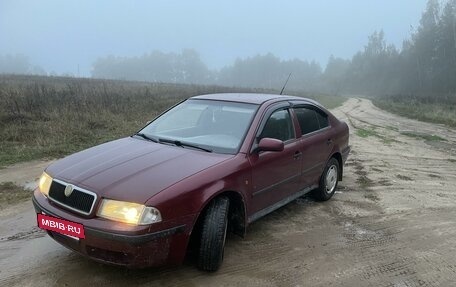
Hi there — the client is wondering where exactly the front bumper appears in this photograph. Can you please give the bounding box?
[33,190,193,268]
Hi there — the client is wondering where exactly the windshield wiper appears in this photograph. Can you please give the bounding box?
[158,138,212,153]
[133,133,158,143]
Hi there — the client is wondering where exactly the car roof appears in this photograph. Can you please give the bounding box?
[191,93,317,105]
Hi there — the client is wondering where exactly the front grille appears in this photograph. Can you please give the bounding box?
[48,180,96,215]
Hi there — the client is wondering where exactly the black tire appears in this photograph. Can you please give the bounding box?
[197,196,230,272]
[313,157,340,201]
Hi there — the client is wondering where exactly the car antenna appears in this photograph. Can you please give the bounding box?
[279,73,292,95]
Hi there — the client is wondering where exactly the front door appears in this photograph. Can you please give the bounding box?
[249,108,302,216]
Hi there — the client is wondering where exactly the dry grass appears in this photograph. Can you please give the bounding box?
[0,75,255,165]
[373,95,456,128]
[0,75,346,166]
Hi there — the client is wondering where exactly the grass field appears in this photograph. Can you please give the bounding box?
[0,75,346,166]
[373,95,456,128]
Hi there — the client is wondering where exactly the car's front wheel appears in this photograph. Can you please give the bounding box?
[197,196,230,271]
[313,157,339,201]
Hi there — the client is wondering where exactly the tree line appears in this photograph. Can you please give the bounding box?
[91,50,324,92]
[91,0,456,98]
[2,0,454,98]
[0,54,46,75]
[327,0,456,97]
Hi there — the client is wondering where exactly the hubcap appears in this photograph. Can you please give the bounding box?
[325,165,338,194]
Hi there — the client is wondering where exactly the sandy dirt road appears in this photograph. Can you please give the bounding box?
[1,98,456,286]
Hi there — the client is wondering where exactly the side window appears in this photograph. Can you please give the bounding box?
[260,109,294,142]
[315,110,329,128]
[294,107,320,135]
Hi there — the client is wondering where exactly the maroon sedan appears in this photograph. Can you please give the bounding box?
[33,93,350,271]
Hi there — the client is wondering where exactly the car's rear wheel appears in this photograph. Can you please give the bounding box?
[313,157,339,201]
[197,196,230,271]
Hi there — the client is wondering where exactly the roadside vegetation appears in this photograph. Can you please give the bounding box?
[331,0,456,129]
[0,75,345,166]
[400,131,447,142]
[354,127,396,145]
[373,95,456,128]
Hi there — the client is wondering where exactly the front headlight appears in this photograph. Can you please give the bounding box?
[97,199,162,225]
[39,172,53,196]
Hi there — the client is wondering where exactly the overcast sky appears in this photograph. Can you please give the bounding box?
[1,0,428,76]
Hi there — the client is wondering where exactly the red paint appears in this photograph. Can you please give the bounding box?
[37,213,85,239]
[33,93,350,268]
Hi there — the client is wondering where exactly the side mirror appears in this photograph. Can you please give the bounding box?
[257,138,284,152]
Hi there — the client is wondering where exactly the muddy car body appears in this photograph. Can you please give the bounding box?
[33,93,350,270]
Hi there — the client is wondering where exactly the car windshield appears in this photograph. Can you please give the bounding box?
[139,99,258,154]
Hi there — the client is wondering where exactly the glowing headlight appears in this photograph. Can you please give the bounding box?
[97,199,162,225]
[39,172,53,196]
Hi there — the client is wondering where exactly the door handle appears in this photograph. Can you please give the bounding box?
[293,151,302,160]
[326,139,333,145]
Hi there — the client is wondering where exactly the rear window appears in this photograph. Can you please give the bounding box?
[315,110,329,128]
[294,106,329,135]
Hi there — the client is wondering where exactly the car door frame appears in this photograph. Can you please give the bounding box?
[247,101,304,222]
[291,102,334,189]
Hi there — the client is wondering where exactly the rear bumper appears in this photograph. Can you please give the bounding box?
[33,190,193,268]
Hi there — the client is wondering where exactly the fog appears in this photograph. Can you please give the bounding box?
[1,0,426,77]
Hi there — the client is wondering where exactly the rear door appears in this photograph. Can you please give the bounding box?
[248,104,302,216]
[293,105,333,188]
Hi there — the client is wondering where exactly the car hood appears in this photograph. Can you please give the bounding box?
[46,137,233,203]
